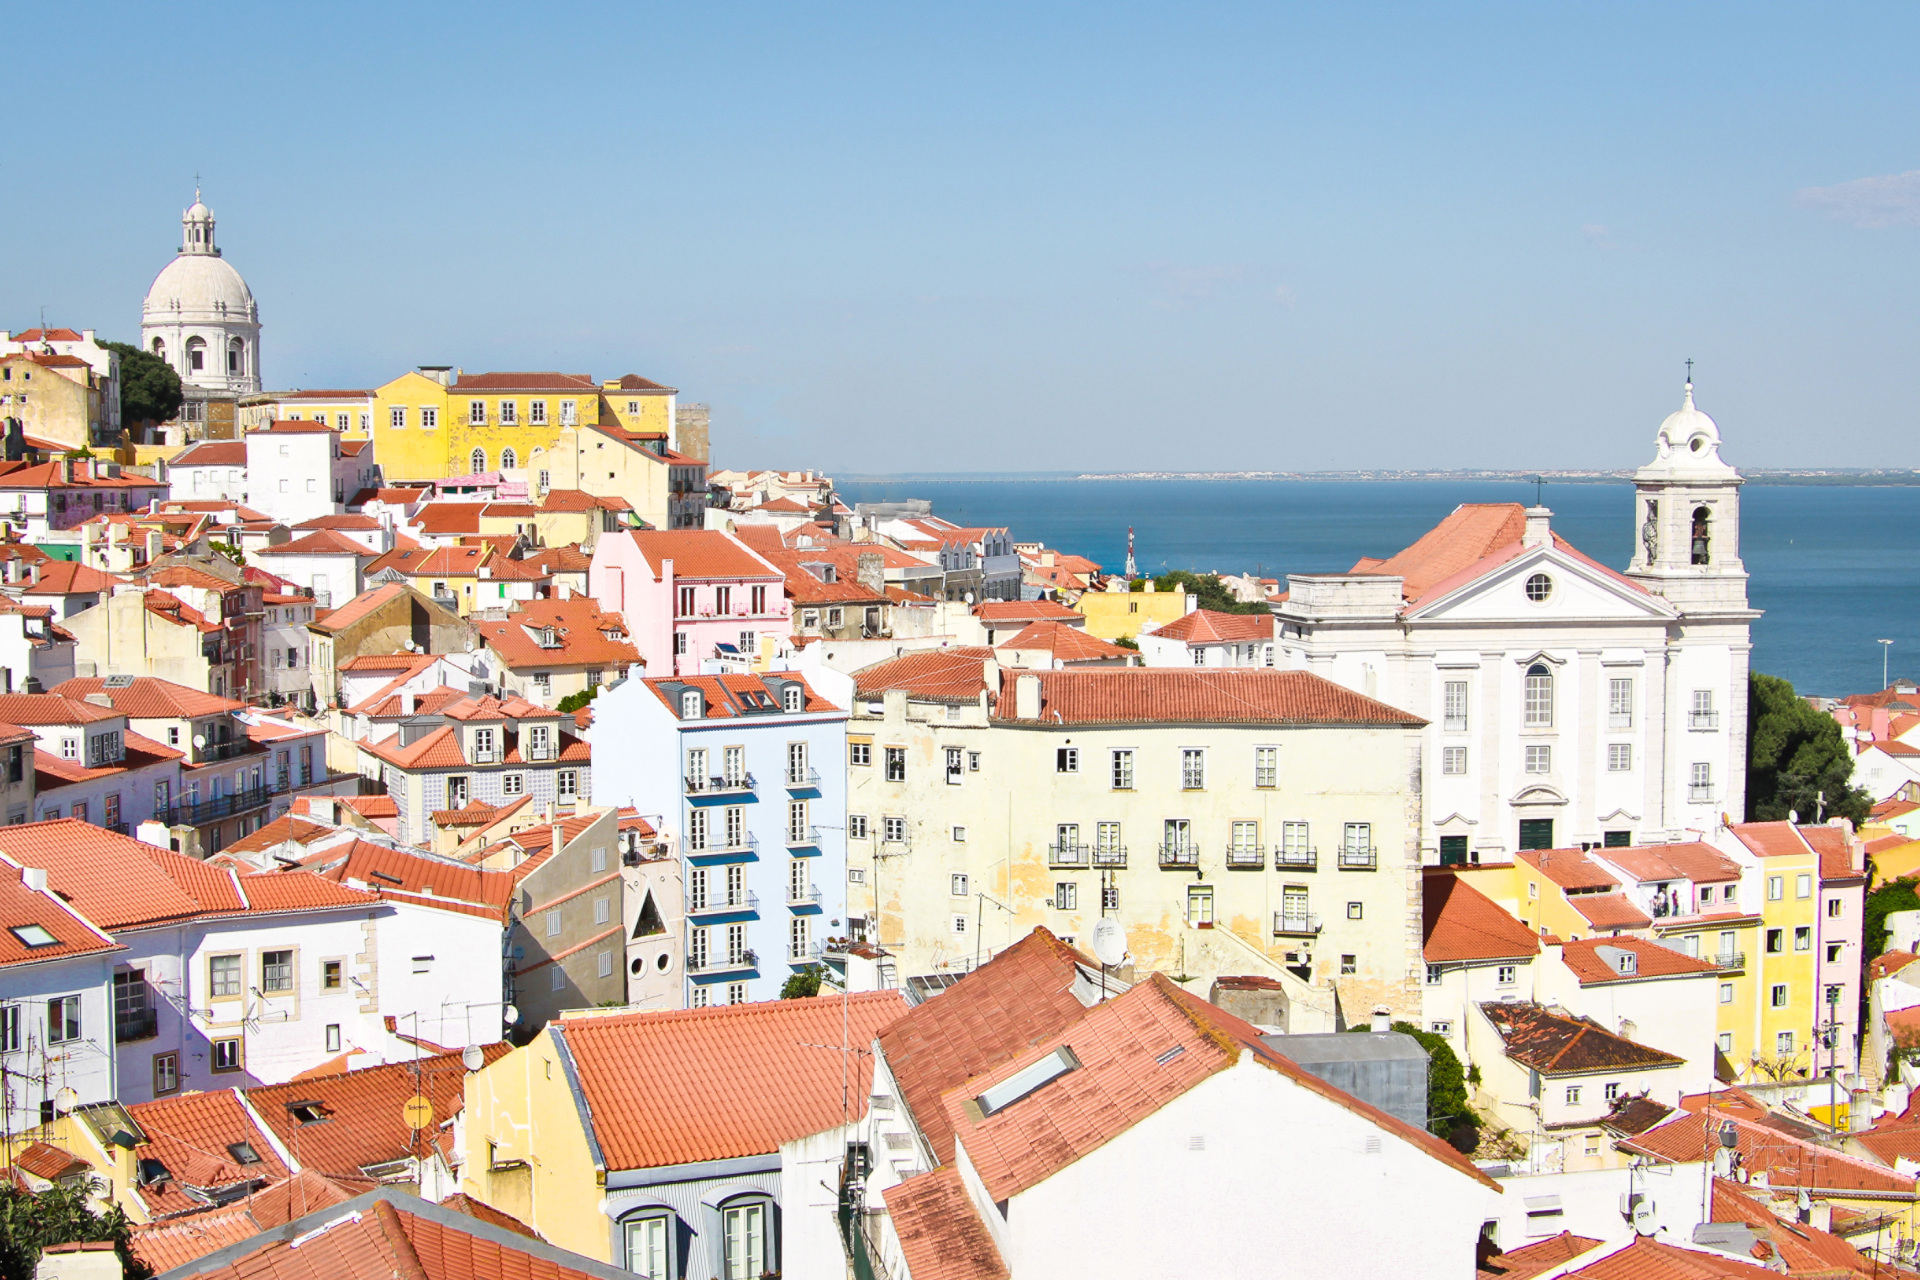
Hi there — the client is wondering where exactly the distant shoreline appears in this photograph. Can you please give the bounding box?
[837,470,1920,486]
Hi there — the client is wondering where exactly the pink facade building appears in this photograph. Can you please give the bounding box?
[588,529,790,676]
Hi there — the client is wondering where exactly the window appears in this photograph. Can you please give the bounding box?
[1055,882,1078,910]
[1496,964,1517,986]
[1340,953,1357,975]
[1718,1031,1734,1053]
[751,585,767,614]
[884,747,906,781]
[502,773,525,796]
[680,690,702,719]
[1347,901,1363,920]
[968,751,981,772]
[421,406,438,429]
[677,586,696,617]
[551,968,565,991]
[689,984,710,1008]
[883,816,906,842]
[325,1024,341,1053]
[1344,822,1372,853]
[322,960,342,990]
[469,448,487,474]
[390,406,406,429]
[1426,964,1443,985]
[598,950,614,978]
[153,1052,178,1094]
[594,896,611,925]
[849,814,868,839]
[1771,984,1788,1008]
[1691,688,1717,729]
[850,741,871,767]
[546,909,562,938]
[213,1038,241,1071]
[1187,884,1214,926]
[1525,744,1551,774]
[1719,982,1733,1003]
[259,950,293,993]
[1057,747,1079,773]
[1056,823,1080,855]
[787,799,810,843]
[1181,749,1205,789]
[1442,680,1469,731]
[1524,663,1553,727]
[1794,926,1811,951]
[952,825,967,841]
[1828,942,1843,962]
[558,770,578,798]
[1776,1029,1794,1055]
[560,399,577,425]
[721,1201,769,1280]
[952,915,968,935]
[1564,1085,1581,1105]
[1609,677,1634,728]
[783,684,802,712]
[1111,749,1134,790]
[944,746,964,784]
[1525,573,1553,603]
[44,994,81,1044]
[211,954,241,997]
[1690,762,1713,801]
[1231,821,1259,856]
[1767,875,1783,901]
[499,447,517,471]
[1608,743,1632,772]
[1442,746,1467,775]
[1255,746,1277,788]
[1795,873,1812,899]
[1827,897,1843,919]
[1765,928,1783,953]
[59,737,77,761]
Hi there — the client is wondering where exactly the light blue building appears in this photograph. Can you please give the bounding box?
[591,669,850,1004]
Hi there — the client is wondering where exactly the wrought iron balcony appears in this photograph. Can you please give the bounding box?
[1689,785,1715,803]
[1091,844,1128,868]
[1713,951,1747,972]
[195,739,253,764]
[1690,711,1720,730]
[686,773,756,797]
[113,1010,158,1042]
[784,766,821,789]
[1049,842,1089,868]
[687,892,758,920]
[1273,911,1323,937]
[1225,844,1266,869]
[166,786,272,827]
[688,950,758,976]
[787,885,821,908]
[1158,843,1199,870]
[687,833,758,859]
[1443,716,1468,733]
[787,941,824,964]
[1338,846,1378,870]
[1274,846,1318,872]
[785,825,820,848]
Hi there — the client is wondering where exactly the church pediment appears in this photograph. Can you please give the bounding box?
[1508,784,1570,808]
[1433,812,1479,828]
[1596,808,1641,824]
[1405,544,1681,625]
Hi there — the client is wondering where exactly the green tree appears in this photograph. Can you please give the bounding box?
[780,965,824,999]
[1746,672,1871,825]
[556,685,600,714]
[0,1181,151,1280]
[1351,1019,1480,1152]
[103,341,182,428]
[1150,570,1268,615]
[1864,880,1920,962]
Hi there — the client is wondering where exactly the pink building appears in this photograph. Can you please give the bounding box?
[588,530,790,676]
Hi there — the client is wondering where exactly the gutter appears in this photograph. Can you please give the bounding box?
[546,1025,606,1179]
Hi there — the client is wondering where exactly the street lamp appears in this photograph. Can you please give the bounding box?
[1880,639,1895,690]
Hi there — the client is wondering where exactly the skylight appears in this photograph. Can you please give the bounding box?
[226,1142,260,1165]
[975,1046,1080,1117]
[9,924,57,948]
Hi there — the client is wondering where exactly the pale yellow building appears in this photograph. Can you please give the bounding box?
[845,651,1425,1030]
[1075,583,1195,641]
[1,352,102,450]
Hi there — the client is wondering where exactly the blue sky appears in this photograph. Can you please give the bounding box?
[11,3,1920,473]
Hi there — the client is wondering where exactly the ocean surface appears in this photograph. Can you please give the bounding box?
[836,479,1920,698]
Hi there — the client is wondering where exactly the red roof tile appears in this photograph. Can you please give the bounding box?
[260,529,376,557]
[1480,1233,1605,1280]
[996,667,1421,726]
[130,1171,357,1271]
[1596,842,1742,884]
[1479,1001,1686,1073]
[451,371,598,391]
[637,673,839,720]
[1707,1177,1880,1278]
[1730,822,1817,860]
[1622,1108,1916,1195]
[882,1167,1009,1280]
[54,675,243,718]
[1561,1237,1785,1280]
[13,1141,90,1182]
[995,620,1131,662]
[0,865,120,968]
[621,530,778,580]
[973,599,1080,623]
[473,598,638,672]
[1518,847,1621,891]
[125,1089,294,1216]
[1568,892,1654,930]
[1144,608,1274,643]
[553,992,910,1169]
[1351,504,1528,601]
[1870,951,1920,982]
[853,648,997,702]
[1423,870,1542,963]
[1557,936,1723,984]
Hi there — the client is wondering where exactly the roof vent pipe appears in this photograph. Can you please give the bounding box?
[1370,1005,1391,1034]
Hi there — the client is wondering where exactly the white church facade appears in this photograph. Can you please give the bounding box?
[1273,383,1757,861]
[140,191,261,440]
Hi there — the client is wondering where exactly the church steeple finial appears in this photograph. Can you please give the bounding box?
[181,187,218,257]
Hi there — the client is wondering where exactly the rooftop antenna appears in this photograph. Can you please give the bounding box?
[1124,526,1136,579]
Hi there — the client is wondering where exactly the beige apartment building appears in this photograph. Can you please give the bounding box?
[844,651,1427,1029]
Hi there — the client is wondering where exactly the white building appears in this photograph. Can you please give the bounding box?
[589,669,851,1005]
[1136,607,1276,668]
[1273,382,1755,861]
[166,440,249,503]
[140,192,260,428]
[0,862,124,1132]
[243,420,375,525]
[251,528,377,610]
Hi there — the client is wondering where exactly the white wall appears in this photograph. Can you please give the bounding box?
[0,954,118,1132]
[1478,1163,1710,1257]
[1535,951,1719,1098]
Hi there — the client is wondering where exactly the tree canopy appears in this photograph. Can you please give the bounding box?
[1747,672,1871,824]
[0,1181,150,1280]
[556,685,600,714]
[780,965,824,999]
[103,341,182,428]
[1139,571,1269,615]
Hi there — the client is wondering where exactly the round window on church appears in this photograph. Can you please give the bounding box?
[1524,573,1553,603]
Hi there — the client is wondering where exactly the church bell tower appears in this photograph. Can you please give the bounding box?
[1625,379,1750,616]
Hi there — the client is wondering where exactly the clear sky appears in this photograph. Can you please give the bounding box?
[12,3,1920,474]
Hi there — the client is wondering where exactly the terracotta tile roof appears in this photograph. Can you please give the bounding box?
[33,734,181,790]
[339,795,399,820]
[1479,1001,1686,1074]
[473,598,638,672]
[1730,821,1818,859]
[367,543,490,579]
[1626,1108,1920,1198]
[13,1141,90,1182]
[878,929,1101,1165]
[441,693,564,722]
[1144,608,1274,643]
[298,840,519,911]
[950,974,1498,1201]
[522,545,592,574]
[881,1167,1009,1280]
[1886,1006,1920,1050]
[141,589,219,634]
[0,462,165,491]
[340,652,434,672]
[130,1171,357,1271]
[1558,937,1723,984]
[1870,951,1920,982]
[1596,842,1742,884]
[124,1089,295,1217]
[434,1194,540,1240]
[995,620,1131,662]
[9,327,85,342]
[54,675,243,718]
[973,599,1080,623]
[0,864,121,968]
[451,371,598,391]
[308,584,412,634]
[1708,1177,1880,1278]
[1351,503,1528,600]
[1561,1237,1785,1280]
[222,816,336,857]
[1851,1117,1920,1170]
[1599,1095,1675,1137]
[536,488,631,514]
[996,667,1421,727]
[1800,824,1866,883]
[247,1048,510,1184]
[853,648,997,702]
[361,726,469,770]
[294,514,382,532]
[552,992,910,1169]
[0,692,121,725]
[608,373,673,391]
[1423,870,1542,963]
[349,684,469,719]
[637,673,839,720]
[410,503,490,536]
[621,530,778,580]
[1479,1233,1605,1280]
[169,440,250,468]
[260,529,376,557]
[1517,847,1621,891]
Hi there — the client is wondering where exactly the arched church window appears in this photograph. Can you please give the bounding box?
[227,340,243,375]
[1690,507,1710,566]
[500,448,517,470]
[470,448,487,475]
[1524,663,1553,728]
[185,336,206,372]
[151,338,166,361]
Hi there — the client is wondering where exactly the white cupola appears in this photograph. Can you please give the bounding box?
[1625,378,1751,616]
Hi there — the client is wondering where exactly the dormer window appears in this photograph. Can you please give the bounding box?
[1615,951,1637,975]
[680,690,703,719]
[782,685,802,713]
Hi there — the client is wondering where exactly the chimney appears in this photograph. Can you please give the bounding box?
[1370,1005,1391,1034]
[1014,673,1041,720]
[25,561,35,586]
[402,690,416,714]
[855,551,884,596]
[22,867,47,892]
[61,457,74,485]
[551,821,564,855]
[1523,506,1552,549]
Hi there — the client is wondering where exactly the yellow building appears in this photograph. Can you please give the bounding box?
[1,352,102,450]
[1075,584,1196,641]
[243,388,375,436]
[1729,823,1831,1081]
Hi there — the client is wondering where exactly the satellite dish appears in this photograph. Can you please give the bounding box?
[503,1004,519,1026]
[53,1086,79,1115]
[1091,917,1127,967]
[1631,1199,1657,1236]
[461,1044,484,1071]
[192,734,207,749]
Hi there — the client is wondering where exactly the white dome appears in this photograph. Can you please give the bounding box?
[1656,383,1721,456]
[143,253,257,322]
